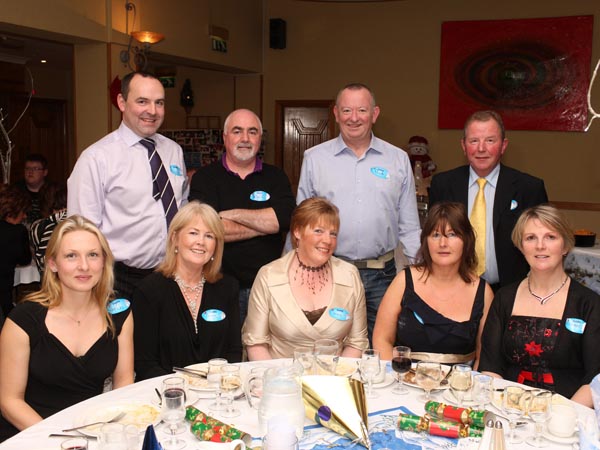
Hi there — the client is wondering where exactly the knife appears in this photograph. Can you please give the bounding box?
[173,366,207,378]
[49,433,97,439]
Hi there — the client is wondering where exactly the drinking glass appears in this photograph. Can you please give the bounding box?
[220,365,242,418]
[207,357,228,412]
[502,385,525,444]
[526,390,552,447]
[391,346,411,395]
[293,350,315,375]
[360,349,381,399]
[472,374,493,410]
[61,438,88,450]
[161,376,187,450]
[245,366,267,409]
[415,361,443,402]
[313,339,339,375]
[449,364,472,406]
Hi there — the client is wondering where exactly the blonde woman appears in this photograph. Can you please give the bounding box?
[0,215,134,441]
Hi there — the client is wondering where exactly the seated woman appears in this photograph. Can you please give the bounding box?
[373,202,493,366]
[133,201,241,381]
[0,184,32,318]
[0,215,134,441]
[479,205,600,406]
[243,197,368,360]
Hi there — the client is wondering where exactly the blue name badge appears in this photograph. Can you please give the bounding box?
[250,190,270,202]
[202,309,226,322]
[170,164,183,176]
[329,307,350,321]
[107,298,131,314]
[370,166,389,180]
[565,318,586,334]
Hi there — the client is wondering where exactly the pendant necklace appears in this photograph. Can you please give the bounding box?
[294,251,329,295]
[62,304,93,326]
[175,274,205,333]
[527,274,569,305]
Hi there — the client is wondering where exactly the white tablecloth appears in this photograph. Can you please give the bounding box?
[566,243,600,295]
[0,360,594,450]
[13,262,40,287]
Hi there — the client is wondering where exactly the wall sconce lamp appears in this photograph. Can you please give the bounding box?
[119,2,165,71]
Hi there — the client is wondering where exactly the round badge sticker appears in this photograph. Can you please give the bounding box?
[370,166,390,180]
[107,298,131,314]
[249,190,270,202]
[329,307,350,321]
[202,309,226,322]
[170,164,183,176]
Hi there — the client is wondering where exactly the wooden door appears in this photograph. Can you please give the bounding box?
[275,100,336,196]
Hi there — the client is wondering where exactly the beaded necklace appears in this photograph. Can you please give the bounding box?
[294,251,330,295]
[175,274,205,333]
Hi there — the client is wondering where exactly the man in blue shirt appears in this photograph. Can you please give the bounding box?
[296,83,421,342]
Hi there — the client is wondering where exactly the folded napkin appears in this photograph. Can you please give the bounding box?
[142,424,163,450]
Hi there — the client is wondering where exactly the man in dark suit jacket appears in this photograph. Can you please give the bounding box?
[429,111,548,290]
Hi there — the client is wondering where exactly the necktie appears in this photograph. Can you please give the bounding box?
[471,178,487,276]
[139,138,177,227]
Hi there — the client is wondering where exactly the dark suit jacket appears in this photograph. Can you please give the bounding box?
[429,164,548,287]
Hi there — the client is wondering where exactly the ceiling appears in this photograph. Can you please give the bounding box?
[0,33,72,70]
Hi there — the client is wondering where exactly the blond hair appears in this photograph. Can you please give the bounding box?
[511,204,575,255]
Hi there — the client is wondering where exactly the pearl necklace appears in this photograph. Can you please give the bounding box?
[294,251,330,295]
[527,274,569,305]
[175,274,205,333]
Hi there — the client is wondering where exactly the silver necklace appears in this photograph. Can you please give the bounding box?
[527,275,569,305]
[175,274,205,332]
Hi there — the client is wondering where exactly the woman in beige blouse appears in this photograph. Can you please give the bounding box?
[243,197,368,360]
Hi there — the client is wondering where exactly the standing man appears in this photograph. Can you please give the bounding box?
[14,153,51,225]
[296,83,421,342]
[189,109,295,324]
[429,110,548,290]
[68,71,188,299]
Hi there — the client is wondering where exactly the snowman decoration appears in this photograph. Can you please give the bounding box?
[407,135,436,179]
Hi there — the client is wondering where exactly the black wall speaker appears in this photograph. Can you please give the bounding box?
[269,18,286,49]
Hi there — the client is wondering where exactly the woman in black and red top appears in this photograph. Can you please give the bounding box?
[479,205,600,407]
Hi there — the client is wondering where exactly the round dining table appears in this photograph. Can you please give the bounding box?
[0,359,594,450]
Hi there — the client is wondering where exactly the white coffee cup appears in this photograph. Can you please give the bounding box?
[547,404,577,438]
[196,439,246,450]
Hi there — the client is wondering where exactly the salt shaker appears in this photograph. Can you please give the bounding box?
[477,419,495,450]
[492,420,507,450]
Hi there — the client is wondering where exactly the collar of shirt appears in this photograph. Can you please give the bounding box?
[118,121,158,148]
[221,152,263,177]
[333,133,383,157]
[468,163,500,188]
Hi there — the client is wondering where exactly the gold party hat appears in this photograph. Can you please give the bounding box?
[301,375,371,449]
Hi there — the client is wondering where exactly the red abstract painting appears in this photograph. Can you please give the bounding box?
[438,15,593,131]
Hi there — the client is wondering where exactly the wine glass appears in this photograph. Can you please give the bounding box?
[313,339,339,375]
[502,385,525,444]
[449,364,472,406]
[207,358,227,412]
[415,361,443,402]
[360,349,381,399]
[293,350,315,375]
[220,365,242,418]
[526,390,552,447]
[391,346,411,395]
[161,376,187,450]
[472,374,493,410]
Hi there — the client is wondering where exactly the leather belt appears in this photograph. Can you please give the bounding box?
[340,250,395,270]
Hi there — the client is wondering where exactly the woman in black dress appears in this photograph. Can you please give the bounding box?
[0,215,134,441]
[133,201,241,381]
[479,205,600,406]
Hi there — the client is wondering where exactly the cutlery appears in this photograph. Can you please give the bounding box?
[49,433,97,439]
[62,411,126,432]
[487,411,528,427]
[173,366,207,378]
[155,387,162,406]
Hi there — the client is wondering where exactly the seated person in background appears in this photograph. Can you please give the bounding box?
[479,205,600,406]
[243,197,368,360]
[13,153,53,226]
[133,201,241,381]
[373,202,493,366]
[0,215,134,441]
[0,184,32,317]
[30,183,68,274]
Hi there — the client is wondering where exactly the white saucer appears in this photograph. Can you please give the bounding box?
[442,389,478,406]
[542,429,578,445]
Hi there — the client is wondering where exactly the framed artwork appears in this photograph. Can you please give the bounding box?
[438,15,593,131]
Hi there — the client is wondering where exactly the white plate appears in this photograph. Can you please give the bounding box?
[542,430,579,445]
[183,363,213,391]
[491,391,567,415]
[73,402,161,437]
[402,364,451,391]
[443,388,478,406]
[372,372,395,389]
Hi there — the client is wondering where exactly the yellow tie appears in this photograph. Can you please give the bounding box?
[471,178,487,276]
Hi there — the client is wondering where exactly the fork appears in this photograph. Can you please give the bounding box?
[62,411,126,432]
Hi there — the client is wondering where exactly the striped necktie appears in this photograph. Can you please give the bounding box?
[139,137,177,227]
[471,178,487,276]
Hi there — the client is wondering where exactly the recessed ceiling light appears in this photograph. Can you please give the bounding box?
[40,59,47,63]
